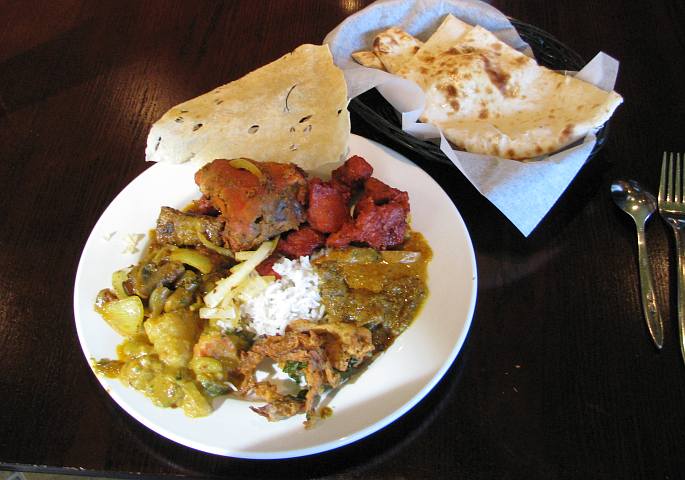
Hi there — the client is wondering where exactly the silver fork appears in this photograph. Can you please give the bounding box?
[658,152,685,365]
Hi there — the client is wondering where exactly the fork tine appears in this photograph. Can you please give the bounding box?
[676,152,685,202]
[660,152,668,203]
[668,152,675,202]
[677,152,682,203]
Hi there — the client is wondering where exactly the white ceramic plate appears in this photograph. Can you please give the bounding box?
[73,134,477,459]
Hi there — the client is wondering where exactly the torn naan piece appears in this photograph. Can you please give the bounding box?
[359,15,471,75]
[356,16,470,72]
[145,44,350,170]
[394,14,472,76]
[351,50,385,70]
[372,27,423,74]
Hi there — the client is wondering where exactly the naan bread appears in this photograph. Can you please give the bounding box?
[357,16,470,73]
[395,14,472,77]
[372,27,423,74]
[145,44,350,170]
[359,14,623,160]
[351,50,385,70]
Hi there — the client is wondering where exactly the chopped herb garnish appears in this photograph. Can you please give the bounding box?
[283,360,307,383]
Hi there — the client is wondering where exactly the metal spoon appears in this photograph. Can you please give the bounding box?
[611,179,664,349]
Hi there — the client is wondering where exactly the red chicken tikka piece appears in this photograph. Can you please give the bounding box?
[306,178,349,234]
[326,176,410,250]
[303,154,410,250]
[278,226,326,258]
[254,227,326,277]
[326,195,408,250]
[306,156,373,234]
[331,155,374,188]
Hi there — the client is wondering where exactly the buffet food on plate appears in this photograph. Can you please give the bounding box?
[90,44,433,428]
[352,14,623,160]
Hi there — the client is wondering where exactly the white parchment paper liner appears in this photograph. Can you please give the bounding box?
[324,0,620,236]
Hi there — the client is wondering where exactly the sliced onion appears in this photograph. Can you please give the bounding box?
[169,248,214,274]
[98,296,144,337]
[111,267,130,299]
[229,158,263,180]
[195,224,234,258]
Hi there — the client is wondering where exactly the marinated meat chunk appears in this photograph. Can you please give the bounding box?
[327,196,407,250]
[361,177,410,213]
[156,206,225,247]
[332,155,373,187]
[194,159,308,251]
[255,253,282,278]
[307,178,349,233]
[330,155,373,205]
[325,176,409,250]
[278,227,326,258]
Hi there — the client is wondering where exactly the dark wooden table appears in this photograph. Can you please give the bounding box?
[2,0,685,478]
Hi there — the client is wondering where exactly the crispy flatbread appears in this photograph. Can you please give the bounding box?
[145,44,350,170]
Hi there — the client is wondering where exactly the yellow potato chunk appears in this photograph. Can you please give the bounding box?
[144,310,201,368]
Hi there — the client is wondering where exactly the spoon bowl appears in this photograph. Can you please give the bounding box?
[611,179,657,224]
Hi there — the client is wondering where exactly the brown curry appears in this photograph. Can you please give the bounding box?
[313,231,432,351]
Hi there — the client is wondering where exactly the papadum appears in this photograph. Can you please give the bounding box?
[146,44,350,170]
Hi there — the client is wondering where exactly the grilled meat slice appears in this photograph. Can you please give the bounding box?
[155,206,225,247]
[194,159,308,251]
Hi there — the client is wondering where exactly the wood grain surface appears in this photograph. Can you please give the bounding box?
[1,0,685,478]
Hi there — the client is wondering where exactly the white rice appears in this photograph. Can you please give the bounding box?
[241,256,324,336]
